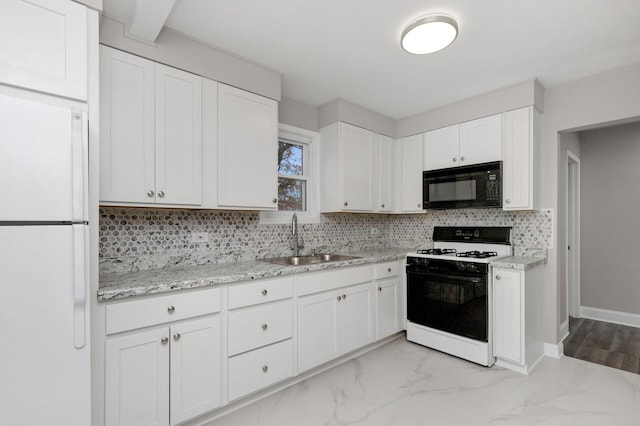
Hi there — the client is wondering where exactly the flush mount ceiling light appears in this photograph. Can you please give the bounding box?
[401,14,458,54]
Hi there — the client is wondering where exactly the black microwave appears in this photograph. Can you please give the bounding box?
[422,161,502,209]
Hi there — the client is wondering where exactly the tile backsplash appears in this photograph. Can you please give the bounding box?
[99,207,553,274]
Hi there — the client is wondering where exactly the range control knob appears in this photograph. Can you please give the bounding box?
[466,263,478,272]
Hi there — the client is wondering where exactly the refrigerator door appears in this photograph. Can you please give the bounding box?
[0,225,90,425]
[0,92,87,222]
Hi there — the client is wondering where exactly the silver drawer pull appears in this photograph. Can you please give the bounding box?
[161,337,169,345]
[342,294,346,299]
[337,295,342,301]
[261,323,268,331]
[387,267,392,273]
[378,286,382,291]
[167,305,175,313]
[261,289,268,296]
[147,190,154,197]
[173,333,181,341]
[262,365,268,373]
[158,190,165,198]
[495,275,501,280]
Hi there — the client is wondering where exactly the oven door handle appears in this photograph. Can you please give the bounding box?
[407,270,483,283]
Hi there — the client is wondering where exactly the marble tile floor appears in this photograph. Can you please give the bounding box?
[205,337,640,426]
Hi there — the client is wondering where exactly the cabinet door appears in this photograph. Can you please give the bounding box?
[375,277,401,340]
[493,268,523,364]
[502,106,533,210]
[423,124,459,170]
[105,328,170,426]
[297,291,340,372]
[399,134,425,212]
[217,83,278,209]
[340,123,376,211]
[155,64,202,205]
[0,0,87,100]
[459,114,502,166]
[339,282,374,354]
[170,316,221,425]
[378,135,394,212]
[99,47,155,203]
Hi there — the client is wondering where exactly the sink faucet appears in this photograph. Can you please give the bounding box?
[292,212,304,256]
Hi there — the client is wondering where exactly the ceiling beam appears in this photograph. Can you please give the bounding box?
[126,0,176,45]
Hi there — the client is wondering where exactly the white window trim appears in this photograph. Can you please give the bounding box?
[260,123,320,224]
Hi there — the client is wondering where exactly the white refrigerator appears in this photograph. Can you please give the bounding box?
[0,90,91,425]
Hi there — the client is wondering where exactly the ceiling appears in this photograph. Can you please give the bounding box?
[103,0,640,120]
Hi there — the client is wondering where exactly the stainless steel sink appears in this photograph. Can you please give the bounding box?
[259,253,360,266]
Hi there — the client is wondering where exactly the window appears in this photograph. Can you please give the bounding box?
[260,124,320,223]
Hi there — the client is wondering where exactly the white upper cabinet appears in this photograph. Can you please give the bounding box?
[502,106,540,210]
[378,135,394,212]
[396,134,425,213]
[424,114,502,171]
[459,114,502,165]
[0,0,87,100]
[216,83,278,210]
[99,47,202,206]
[320,122,377,212]
[423,124,459,170]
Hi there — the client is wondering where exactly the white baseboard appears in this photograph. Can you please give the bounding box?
[559,319,569,342]
[579,306,640,328]
[544,342,563,359]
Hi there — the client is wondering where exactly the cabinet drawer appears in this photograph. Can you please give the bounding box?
[228,300,293,356]
[374,261,401,279]
[228,277,293,309]
[106,288,221,335]
[228,339,294,401]
[297,265,373,296]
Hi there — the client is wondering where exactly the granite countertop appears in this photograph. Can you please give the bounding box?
[98,248,411,302]
[490,256,546,270]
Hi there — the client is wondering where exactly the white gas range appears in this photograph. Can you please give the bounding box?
[405,226,512,366]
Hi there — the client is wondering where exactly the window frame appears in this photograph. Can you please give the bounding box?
[260,123,320,224]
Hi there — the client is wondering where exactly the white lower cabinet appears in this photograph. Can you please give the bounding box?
[492,265,544,374]
[104,289,222,426]
[374,261,403,340]
[226,277,295,401]
[297,266,375,372]
[105,316,221,426]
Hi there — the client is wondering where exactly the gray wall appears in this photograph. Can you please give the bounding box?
[579,122,640,315]
[318,99,396,137]
[99,16,281,101]
[542,61,640,344]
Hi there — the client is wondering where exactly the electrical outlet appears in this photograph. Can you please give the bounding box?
[191,232,209,243]
[370,227,379,236]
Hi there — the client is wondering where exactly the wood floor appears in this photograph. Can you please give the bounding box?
[563,317,640,374]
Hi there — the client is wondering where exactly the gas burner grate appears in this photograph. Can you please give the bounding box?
[456,251,498,259]
[416,248,457,255]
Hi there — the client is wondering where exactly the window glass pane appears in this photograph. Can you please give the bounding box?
[278,141,303,176]
[278,177,306,211]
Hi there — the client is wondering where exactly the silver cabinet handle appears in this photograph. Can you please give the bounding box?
[262,365,268,373]
[173,333,181,341]
[337,295,342,301]
[378,286,382,291]
[261,289,268,296]
[495,275,501,280]
[344,202,348,207]
[381,204,385,208]
[417,204,421,208]
[161,337,169,345]
[147,190,154,197]
[272,198,277,203]
[452,157,457,162]
[261,323,268,331]
[158,191,165,198]
[342,294,346,299]
[505,199,511,204]
[387,267,392,273]
[460,156,465,161]
[167,305,175,313]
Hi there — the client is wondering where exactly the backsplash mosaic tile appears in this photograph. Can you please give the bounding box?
[99,207,553,275]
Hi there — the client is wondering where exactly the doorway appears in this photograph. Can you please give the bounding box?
[566,151,580,319]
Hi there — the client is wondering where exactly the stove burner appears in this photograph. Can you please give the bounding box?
[456,251,498,259]
[416,248,457,255]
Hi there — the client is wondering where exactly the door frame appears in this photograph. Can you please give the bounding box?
[566,150,581,319]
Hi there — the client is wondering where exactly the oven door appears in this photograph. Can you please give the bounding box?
[407,269,488,342]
